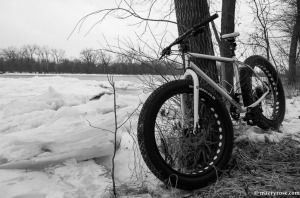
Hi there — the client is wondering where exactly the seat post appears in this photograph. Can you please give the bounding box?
[220,32,240,58]
[226,38,237,58]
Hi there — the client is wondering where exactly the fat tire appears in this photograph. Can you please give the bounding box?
[137,79,233,190]
[240,55,285,130]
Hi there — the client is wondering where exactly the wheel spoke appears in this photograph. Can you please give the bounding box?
[154,93,223,174]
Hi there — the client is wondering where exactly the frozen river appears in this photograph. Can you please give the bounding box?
[0,73,141,83]
[0,73,145,96]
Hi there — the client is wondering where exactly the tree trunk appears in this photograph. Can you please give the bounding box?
[288,0,300,85]
[220,0,236,93]
[174,0,220,95]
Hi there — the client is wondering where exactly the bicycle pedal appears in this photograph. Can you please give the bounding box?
[243,112,256,126]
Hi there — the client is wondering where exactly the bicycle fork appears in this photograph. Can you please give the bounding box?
[181,68,200,132]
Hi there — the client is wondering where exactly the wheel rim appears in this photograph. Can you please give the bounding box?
[153,91,225,175]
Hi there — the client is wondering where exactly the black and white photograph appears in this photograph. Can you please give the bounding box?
[0,0,299,197]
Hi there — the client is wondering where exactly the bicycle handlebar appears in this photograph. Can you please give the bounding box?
[159,13,219,60]
[192,13,219,32]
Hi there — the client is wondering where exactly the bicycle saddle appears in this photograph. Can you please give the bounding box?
[220,32,240,39]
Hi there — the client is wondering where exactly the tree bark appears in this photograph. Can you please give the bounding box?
[220,0,236,93]
[174,0,220,95]
[288,0,300,85]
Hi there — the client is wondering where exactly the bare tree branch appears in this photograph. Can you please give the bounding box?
[68,0,176,39]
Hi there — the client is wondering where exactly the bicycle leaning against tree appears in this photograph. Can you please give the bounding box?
[137,13,285,190]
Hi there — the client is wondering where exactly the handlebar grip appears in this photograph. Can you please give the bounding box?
[194,13,219,29]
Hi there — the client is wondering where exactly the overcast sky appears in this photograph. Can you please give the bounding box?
[0,0,253,59]
[0,0,142,58]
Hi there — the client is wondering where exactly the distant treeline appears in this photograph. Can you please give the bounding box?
[0,45,182,75]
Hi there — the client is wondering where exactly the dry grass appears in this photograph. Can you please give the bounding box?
[112,137,300,197]
[192,138,300,197]
[109,135,300,197]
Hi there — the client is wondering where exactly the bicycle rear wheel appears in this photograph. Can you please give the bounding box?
[240,55,285,130]
[137,79,233,190]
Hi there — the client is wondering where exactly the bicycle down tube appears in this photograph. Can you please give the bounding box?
[181,52,270,130]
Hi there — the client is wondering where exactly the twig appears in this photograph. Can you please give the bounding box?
[86,119,114,134]
[108,75,118,197]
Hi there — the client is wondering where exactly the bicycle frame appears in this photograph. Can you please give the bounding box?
[181,52,270,130]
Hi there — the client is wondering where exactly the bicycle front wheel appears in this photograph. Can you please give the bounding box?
[240,55,285,130]
[137,79,233,190]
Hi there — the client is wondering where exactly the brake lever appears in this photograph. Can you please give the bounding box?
[159,54,164,60]
[159,47,171,60]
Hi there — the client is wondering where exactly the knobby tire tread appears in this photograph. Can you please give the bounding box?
[240,55,285,130]
[137,79,233,190]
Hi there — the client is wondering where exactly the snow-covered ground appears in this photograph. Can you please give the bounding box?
[0,76,150,197]
[0,75,299,198]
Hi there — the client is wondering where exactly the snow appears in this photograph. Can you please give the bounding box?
[0,76,150,197]
[234,97,300,144]
[0,159,111,198]
[0,75,299,197]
